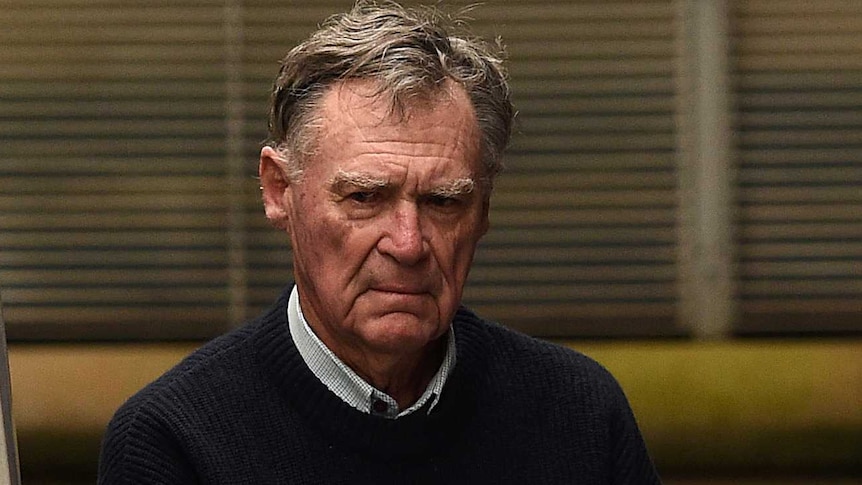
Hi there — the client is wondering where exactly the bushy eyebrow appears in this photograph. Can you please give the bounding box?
[330,170,389,191]
[428,178,475,198]
[330,170,476,197]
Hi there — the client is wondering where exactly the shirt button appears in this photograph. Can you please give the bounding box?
[372,399,388,414]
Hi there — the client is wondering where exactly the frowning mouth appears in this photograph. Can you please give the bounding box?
[369,285,429,295]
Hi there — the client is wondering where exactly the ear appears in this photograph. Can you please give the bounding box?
[259,146,291,230]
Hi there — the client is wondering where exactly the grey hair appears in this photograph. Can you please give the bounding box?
[266,0,514,185]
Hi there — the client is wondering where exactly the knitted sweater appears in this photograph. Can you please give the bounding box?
[98,288,661,484]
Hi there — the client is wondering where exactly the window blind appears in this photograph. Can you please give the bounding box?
[2,0,857,340]
[0,0,233,339]
[732,0,862,333]
[473,1,679,336]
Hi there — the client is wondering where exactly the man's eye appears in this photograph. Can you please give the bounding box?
[347,191,377,203]
[428,195,459,208]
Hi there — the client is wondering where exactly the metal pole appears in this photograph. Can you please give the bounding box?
[675,0,737,339]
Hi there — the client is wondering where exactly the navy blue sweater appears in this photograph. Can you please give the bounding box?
[98,288,661,484]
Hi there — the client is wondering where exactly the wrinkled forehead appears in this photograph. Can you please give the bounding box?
[325,78,477,127]
[312,78,483,169]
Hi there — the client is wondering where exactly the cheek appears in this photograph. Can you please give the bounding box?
[293,218,349,274]
[437,224,483,287]
[288,194,345,272]
[290,202,378,291]
[297,217,342,251]
[290,189,339,244]
[452,243,478,290]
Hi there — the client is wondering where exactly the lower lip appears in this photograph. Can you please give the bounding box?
[370,288,425,296]
[368,288,429,301]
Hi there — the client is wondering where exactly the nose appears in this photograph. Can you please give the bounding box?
[377,201,429,266]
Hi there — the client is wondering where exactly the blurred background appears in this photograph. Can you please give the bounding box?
[0,0,860,483]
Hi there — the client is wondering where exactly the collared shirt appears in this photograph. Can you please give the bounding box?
[287,286,456,419]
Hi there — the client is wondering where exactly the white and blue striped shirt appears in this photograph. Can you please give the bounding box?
[287,286,456,419]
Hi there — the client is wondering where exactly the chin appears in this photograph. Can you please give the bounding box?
[360,312,445,352]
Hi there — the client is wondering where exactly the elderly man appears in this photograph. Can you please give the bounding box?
[98,2,660,484]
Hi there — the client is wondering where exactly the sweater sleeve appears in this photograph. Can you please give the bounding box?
[97,397,201,485]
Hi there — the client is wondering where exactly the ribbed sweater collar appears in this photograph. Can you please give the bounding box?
[250,287,492,460]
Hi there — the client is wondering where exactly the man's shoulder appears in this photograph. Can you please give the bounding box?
[454,307,622,394]
[456,307,606,366]
[99,292,298,481]
[158,320,260,388]
[98,314,273,482]
[109,297,287,428]
[113,324,255,420]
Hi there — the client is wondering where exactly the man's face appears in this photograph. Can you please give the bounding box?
[260,80,489,362]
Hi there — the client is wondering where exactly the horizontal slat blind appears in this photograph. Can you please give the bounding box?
[4,1,856,340]
[1,0,682,339]
[465,1,679,336]
[0,0,232,339]
[732,0,862,333]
